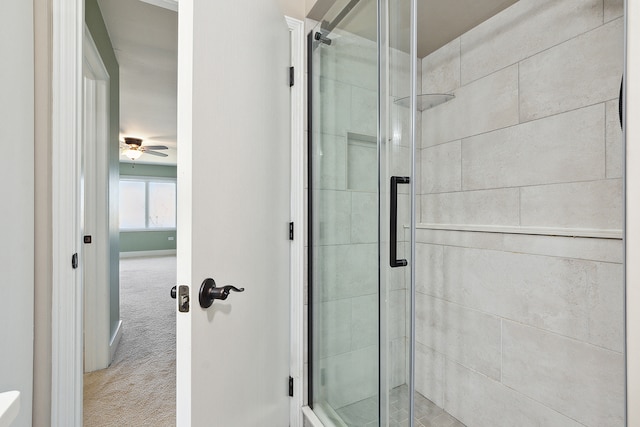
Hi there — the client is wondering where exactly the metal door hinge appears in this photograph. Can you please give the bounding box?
[289,66,294,87]
[289,376,294,397]
[289,222,294,240]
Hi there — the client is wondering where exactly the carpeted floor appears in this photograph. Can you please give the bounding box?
[84,256,176,426]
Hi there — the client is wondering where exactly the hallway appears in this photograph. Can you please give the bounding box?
[84,256,176,426]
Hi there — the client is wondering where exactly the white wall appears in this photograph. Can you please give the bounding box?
[0,1,35,426]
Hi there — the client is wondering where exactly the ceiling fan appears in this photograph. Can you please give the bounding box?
[120,137,168,161]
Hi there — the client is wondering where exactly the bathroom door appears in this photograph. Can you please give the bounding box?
[175,0,291,425]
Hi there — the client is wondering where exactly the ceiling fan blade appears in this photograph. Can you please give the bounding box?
[143,150,169,157]
[147,135,176,142]
[141,145,168,150]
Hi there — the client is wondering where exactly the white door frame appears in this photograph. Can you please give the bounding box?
[50,0,307,425]
[82,25,117,373]
[51,0,84,424]
[286,15,306,427]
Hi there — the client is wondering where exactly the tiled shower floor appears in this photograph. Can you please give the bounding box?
[335,385,465,427]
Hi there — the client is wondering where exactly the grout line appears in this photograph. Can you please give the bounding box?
[419,176,623,196]
[413,233,623,264]
[604,101,609,178]
[518,187,522,226]
[517,62,521,124]
[458,37,462,89]
[500,318,503,384]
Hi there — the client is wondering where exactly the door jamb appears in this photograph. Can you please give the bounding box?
[51,0,84,425]
[82,25,114,373]
[286,15,305,427]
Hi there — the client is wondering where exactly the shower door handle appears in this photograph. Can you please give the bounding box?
[390,176,410,267]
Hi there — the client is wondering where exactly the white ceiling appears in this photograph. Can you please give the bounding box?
[97,0,178,165]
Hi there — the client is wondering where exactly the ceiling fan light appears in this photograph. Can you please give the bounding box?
[123,149,142,161]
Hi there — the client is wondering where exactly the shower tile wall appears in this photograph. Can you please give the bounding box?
[416,1,624,426]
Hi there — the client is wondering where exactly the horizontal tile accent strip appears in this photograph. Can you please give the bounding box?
[415,223,622,240]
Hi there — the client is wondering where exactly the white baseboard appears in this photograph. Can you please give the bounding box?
[119,249,177,258]
[108,320,123,364]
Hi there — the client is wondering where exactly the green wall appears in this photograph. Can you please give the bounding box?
[120,230,177,252]
[86,0,121,340]
[120,162,177,178]
[120,163,177,253]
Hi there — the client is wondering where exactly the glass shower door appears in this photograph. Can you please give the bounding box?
[308,6,381,423]
[308,0,416,425]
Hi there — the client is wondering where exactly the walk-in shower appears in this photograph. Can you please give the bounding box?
[307,0,627,426]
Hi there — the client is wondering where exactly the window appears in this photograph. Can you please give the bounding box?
[119,177,176,230]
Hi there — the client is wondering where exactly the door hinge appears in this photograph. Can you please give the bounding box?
[289,222,294,240]
[289,376,294,397]
[289,66,294,87]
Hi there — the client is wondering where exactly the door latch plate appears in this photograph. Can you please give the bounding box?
[178,285,190,312]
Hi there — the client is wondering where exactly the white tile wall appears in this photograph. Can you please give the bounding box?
[520,179,623,230]
[587,262,625,352]
[421,141,462,193]
[461,105,605,190]
[351,86,377,136]
[421,188,520,225]
[415,1,625,425]
[347,141,377,192]
[502,321,625,427]
[422,37,461,94]
[519,18,624,122]
[604,0,625,23]
[317,299,352,358]
[460,0,603,84]
[415,293,502,380]
[350,191,377,244]
[313,190,351,245]
[315,76,351,137]
[415,243,444,296]
[313,132,347,190]
[322,345,378,409]
[422,65,519,147]
[313,243,377,302]
[351,294,377,350]
[444,360,585,427]
[443,246,622,349]
[415,343,445,408]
